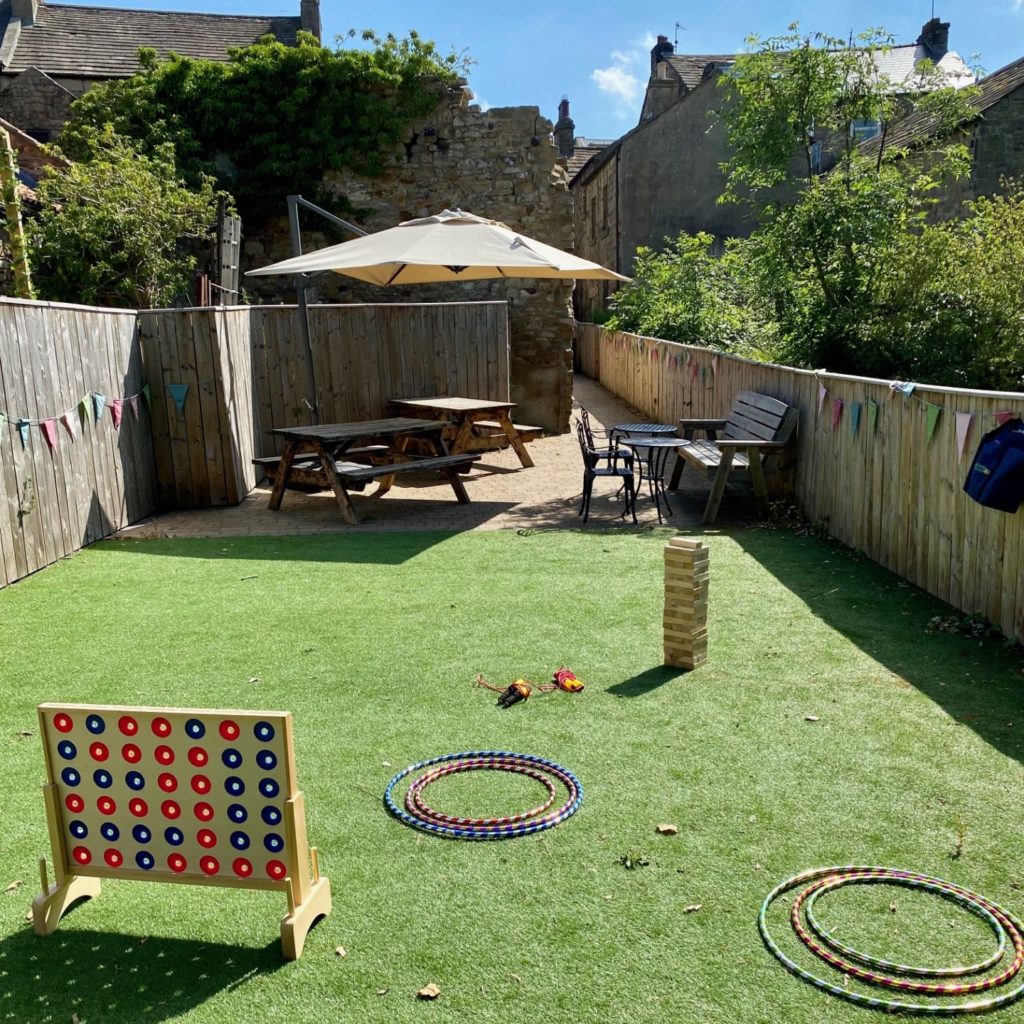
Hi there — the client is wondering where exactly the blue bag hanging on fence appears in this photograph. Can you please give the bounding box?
[963,418,1024,513]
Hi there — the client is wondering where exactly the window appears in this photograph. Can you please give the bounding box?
[809,140,824,174]
[602,184,609,231]
[850,119,882,143]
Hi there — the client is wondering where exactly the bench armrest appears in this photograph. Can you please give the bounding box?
[678,418,727,430]
[715,439,789,450]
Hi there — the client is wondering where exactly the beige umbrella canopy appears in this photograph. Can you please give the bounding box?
[246,208,629,285]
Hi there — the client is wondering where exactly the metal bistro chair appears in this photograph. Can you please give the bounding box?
[576,420,637,524]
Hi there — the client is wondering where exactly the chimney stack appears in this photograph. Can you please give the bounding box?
[917,18,950,61]
[11,0,40,26]
[300,0,321,41]
[650,35,674,76]
[554,96,575,159]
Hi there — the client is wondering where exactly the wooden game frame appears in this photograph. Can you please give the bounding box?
[32,703,332,959]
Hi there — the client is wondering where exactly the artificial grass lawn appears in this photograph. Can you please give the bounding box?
[1,526,1022,1024]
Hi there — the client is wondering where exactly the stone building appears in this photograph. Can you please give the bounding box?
[0,0,320,140]
[244,85,576,434]
[570,19,975,320]
[859,52,1024,217]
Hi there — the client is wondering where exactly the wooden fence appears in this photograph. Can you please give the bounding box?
[578,323,1024,642]
[0,298,157,587]
[138,300,510,509]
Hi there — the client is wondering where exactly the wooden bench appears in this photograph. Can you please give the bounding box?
[667,391,798,524]
[471,420,544,444]
[254,447,390,491]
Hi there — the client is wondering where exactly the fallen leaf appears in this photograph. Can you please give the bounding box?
[417,983,441,1000]
[18,730,32,737]
[335,946,347,958]
[890,902,897,913]
[509,973,523,984]
[684,904,703,913]
[656,823,679,835]
[620,853,650,869]
[248,676,261,684]
[754,863,764,871]
[377,988,389,997]
[24,909,32,922]
[382,761,392,768]
[4,880,23,895]
[805,715,820,722]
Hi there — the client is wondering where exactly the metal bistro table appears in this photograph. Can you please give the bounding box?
[389,397,536,468]
[615,435,681,523]
[268,417,475,524]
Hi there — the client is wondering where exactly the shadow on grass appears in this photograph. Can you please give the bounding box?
[0,925,284,1024]
[608,665,687,697]
[734,527,1024,767]
[101,531,458,566]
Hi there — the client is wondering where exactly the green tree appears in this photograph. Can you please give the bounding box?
[60,31,467,220]
[31,127,221,309]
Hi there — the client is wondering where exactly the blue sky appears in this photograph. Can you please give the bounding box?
[61,1,1024,140]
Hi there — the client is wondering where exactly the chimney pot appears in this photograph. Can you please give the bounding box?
[650,34,675,76]
[300,0,321,41]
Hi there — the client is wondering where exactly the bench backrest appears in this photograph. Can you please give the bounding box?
[722,391,798,444]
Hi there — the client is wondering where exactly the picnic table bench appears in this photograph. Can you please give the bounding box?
[261,418,480,524]
[667,390,798,524]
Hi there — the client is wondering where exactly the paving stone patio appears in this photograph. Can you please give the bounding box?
[116,377,756,540]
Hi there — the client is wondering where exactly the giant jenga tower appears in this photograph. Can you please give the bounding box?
[663,538,709,669]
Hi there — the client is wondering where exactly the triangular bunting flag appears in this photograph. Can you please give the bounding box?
[711,354,720,378]
[832,398,844,431]
[60,411,77,442]
[110,398,124,429]
[955,412,972,460]
[129,395,140,419]
[17,419,30,448]
[690,361,698,383]
[850,402,862,436]
[994,411,1015,426]
[142,383,151,408]
[92,392,106,423]
[890,380,916,397]
[40,418,58,451]
[867,400,879,434]
[168,384,189,414]
[78,396,90,427]
[817,383,827,414]
[925,403,942,442]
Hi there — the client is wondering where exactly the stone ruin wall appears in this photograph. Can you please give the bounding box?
[243,84,576,433]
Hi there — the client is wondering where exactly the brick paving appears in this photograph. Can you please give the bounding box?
[116,377,750,540]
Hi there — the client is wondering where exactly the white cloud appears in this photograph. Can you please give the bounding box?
[590,34,656,118]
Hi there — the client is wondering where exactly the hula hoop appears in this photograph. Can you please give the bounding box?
[384,751,582,840]
[759,866,1024,1015]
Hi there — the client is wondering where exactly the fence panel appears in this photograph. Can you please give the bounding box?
[577,323,1024,641]
[0,298,157,588]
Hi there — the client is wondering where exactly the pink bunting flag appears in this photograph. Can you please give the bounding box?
[955,412,972,460]
[129,395,140,420]
[690,361,699,383]
[832,398,844,431]
[818,383,827,414]
[40,418,58,452]
[110,398,123,429]
[994,411,1016,426]
[60,411,77,442]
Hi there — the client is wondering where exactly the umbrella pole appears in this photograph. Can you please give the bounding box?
[288,196,319,426]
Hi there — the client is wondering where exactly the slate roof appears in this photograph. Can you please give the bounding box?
[566,138,613,179]
[0,1,300,78]
[665,43,974,94]
[859,52,1024,156]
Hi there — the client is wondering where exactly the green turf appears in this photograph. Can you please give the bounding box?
[1,527,1023,1024]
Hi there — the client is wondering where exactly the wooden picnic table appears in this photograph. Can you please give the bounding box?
[267,418,479,524]
[388,396,538,469]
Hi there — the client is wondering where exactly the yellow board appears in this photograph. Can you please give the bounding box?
[33,703,331,959]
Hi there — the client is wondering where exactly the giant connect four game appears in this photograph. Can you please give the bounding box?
[32,703,331,959]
